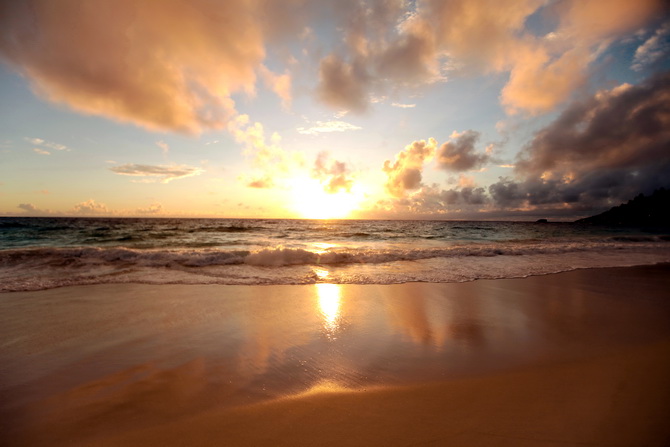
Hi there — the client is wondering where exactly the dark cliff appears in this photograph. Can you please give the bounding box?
[575,188,670,227]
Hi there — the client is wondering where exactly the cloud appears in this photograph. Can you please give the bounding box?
[18,203,40,213]
[632,21,670,71]
[373,70,670,217]
[457,174,476,189]
[516,72,670,178]
[499,45,591,115]
[555,0,662,43]
[316,54,371,112]
[374,14,441,83]
[136,203,163,215]
[0,0,281,133]
[488,177,527,209]
[109,163,204,183]
[314,0,664,115]
[435,130,489,172]
[427,0,664,114]
[26,137,68,151]
[382,138,437,197]
[370,183,489,218]
[228,114,304,188]
[502,0,665,114]
[491,70,670,210]
[391,102,416,108]
[297,120,362,135]
[247,177,274,189]
[424,0,538,72]
[312,152,354,193]
[156,141,169,154]
[314,2,441,112]
[33,148,50,155]
[72,199,109,215]
[259,64,292,108]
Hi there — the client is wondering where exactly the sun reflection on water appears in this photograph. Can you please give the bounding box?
[310,242,338,257]
[315,283,342,337]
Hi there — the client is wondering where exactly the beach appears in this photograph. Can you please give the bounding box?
[1,264,670,446]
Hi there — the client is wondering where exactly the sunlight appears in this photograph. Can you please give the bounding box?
[288,177,362,219]
[315,283,342,337]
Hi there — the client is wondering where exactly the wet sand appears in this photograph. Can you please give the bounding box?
[1,264,670,446]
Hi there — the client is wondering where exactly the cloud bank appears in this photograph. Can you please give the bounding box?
[490,70,670,210]
[375,70,670,218]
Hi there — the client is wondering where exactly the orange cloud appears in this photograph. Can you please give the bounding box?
[0,0,272,133]
[228,115,304,188]
[72,199,109,215]
[502,0,664,114]
[382,138,437,197]
[314,0,664,115]
[312,152,354,194]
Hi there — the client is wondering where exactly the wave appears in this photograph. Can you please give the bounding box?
[191,225,259,233]
[2,246,668,293]
[0,222,29,229]
[1,238,667,270]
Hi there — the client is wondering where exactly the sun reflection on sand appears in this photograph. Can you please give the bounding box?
[315,282,342,338]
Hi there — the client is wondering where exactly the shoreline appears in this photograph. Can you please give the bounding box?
[2,258,669,293]
[2,264,670,445]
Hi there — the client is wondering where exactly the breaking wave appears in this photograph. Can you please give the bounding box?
[1,238,669,292]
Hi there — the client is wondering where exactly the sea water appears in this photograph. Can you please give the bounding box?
[1,217,668,292]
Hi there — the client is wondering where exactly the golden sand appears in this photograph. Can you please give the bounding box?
[1,265,669,446]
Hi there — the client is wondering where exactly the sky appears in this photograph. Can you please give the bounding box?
[0,0,669,220]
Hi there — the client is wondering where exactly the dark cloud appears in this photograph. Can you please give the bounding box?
[490,71,670,211]
[487,177,526,209]
[460,186,488,205]
[315,0,439,112]
[369,184,489,218]
[436,130,489,172]
[439,186,488,206]
[516,72,670,176]
[316,55,371,112]
[374,71,670,218]
[375,25,438,84]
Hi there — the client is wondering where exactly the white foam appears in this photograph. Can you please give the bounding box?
[1,240,668,292]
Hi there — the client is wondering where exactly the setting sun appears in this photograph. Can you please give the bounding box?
[288,177,363,219]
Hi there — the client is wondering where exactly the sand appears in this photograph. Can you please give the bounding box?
[1,264,670,446]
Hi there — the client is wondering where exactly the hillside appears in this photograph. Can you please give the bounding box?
[575,188,670,226]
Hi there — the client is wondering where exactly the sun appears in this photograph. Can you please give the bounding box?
[288,177,363,219]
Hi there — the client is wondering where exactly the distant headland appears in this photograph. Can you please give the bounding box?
[575,188,670,227]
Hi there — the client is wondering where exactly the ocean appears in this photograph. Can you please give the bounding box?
[1,217,669,292]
